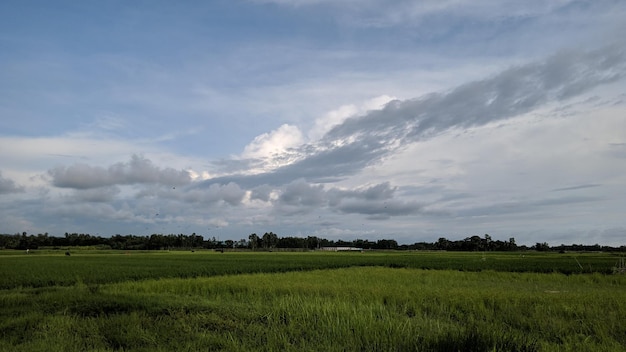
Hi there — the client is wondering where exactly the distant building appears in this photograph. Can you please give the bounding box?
[320,246,363,252]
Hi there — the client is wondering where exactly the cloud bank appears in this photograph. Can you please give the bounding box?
[203,44,625,189]
[49,155,191,189]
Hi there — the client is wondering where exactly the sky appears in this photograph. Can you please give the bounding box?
[1,0,625,246]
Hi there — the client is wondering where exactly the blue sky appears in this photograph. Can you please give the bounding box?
[1,0,625,245]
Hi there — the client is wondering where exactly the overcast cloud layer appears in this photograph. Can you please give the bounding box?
[1,0,625,245]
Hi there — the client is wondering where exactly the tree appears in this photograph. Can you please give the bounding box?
[436,237,451,250]
[461,236,483,251]
[148,234,166,250]
[376,239,398,250]
[484,234,492,251]
[354,239,376,250]
[277,236,306,248]
[190,233,204,248]
[508,237,518,251]
[534,242,550,251]
[248,233,259,250]
[306,236,320,250]
[262,232,278,249]
[236,238,248,248]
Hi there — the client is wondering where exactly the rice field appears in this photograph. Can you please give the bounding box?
[1,250,625,351]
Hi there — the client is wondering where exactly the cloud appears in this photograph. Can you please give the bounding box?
[552,184,601,192]
[0,172,24,194]
[308,95,396,141]
[327,182,396,205]
[607,142,626,159]
[192,44,626,233]
[270,180,422,218]
[326,44,625,142]
[250,184,274,202]
[335,200,422,219]
[279,179,325,207]
[133,181,247,207]
[327,182,422,218]
[203,44,626,190]
[48,154,191,189]
[454,195,602,218]
[49,202,146,225]
[183,182,247,206]
[68,186,121,203]
[251,0,590,31]
[242,123,304,161]
[204,137,389,188]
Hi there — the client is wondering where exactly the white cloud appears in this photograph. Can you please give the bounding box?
[308,95,396,141]
[241,124,305,171]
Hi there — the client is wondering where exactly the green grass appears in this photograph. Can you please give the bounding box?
[1,267,625,351]
[0,250,621,289]
[1,250,625,351]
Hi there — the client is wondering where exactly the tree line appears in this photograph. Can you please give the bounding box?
[0,232,624,252]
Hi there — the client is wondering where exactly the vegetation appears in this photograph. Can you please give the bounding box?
[0,250,621,289]
[2,232,624,252]
[1,251,625,351]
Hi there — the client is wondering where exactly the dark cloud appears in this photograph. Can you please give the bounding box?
[49,155,191,189]
[0,172,24,194]
[182,182,246,206]
[203,138,388,188]
[250,184,273,202]
[336,199,422,218]
[70,186,121,203]
[532,195,601,207]
[276,181,422,218]
[351,182,397,201]
[552,184,601,192]
[201,44,625,191]
[327,182,396,206]
[455,195,601,218]
[247,180,423,219]
[326,182,421,218]
[279,179,325,207]
[327,44,625,143]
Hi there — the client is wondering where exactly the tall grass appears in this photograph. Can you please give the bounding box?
[2,266,625,351]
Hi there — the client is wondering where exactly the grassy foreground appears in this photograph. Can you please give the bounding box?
[1,251,625,351]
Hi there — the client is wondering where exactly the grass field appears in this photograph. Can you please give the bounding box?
[1,250,625,351]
